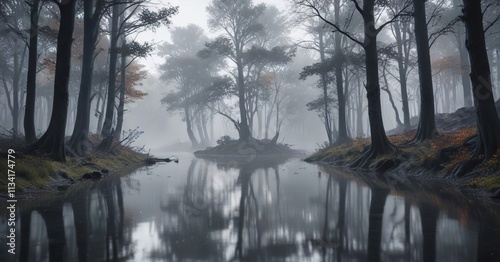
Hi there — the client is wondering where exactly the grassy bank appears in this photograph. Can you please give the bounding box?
[306,128,500,195]
[0,143,147,196]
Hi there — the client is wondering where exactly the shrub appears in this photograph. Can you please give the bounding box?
[216,135,233,145]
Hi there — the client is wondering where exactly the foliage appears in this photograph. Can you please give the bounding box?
[117,62,148,103]
[137,6,180,30]
[117,41,154,58]
[216,135,234,145]
[306,95,337,112]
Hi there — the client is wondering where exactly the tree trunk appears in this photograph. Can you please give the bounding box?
[24,0,40,143]
[333,0,350,145]
[382,67,403,127]
[101,0,120,137]
[452,0,473,108]
[462,0,500,159]
[96,86,105,133]
[236,47,251,140]
[411,0,438,143]
[27,0,76,162]
[356,77,364,138]
[114,42,126,141]
[185,107,199,148]
[318,29,333,145]
[11,44,27,135]
[69,0,103,154]
[351,0,395,167]
[393,19,411,130]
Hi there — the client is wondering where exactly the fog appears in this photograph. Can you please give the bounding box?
[1,0,499,155]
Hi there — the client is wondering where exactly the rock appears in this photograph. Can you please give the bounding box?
[82,171,103,180]
[101,169,109,174]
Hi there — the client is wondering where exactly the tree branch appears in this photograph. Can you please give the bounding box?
[351,0,363,16]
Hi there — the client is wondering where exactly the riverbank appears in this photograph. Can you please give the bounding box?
[0,140,148,198]
[306,127,500,199]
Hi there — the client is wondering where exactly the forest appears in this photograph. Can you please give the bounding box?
[1,0,499,174]
[2,0,500,261]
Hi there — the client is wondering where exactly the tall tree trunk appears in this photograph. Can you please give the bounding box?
[96,85,105,133]
[24,0,40,143]
[411,0,438,143]
[452,0,473,108]
[69,0,104,154]
[461,0,500,160]
[185,107,199,148]
[114,42,126,141]
[101,0,120,137]
[318,29,333,145]
[393,19,411,130]
[351,0,395,168]
[236,47,251,140]
[11,44,27,135]
[27,0,77,161]
[334,0,350,145]
[356,77,364,138]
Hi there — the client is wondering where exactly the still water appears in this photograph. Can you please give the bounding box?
[1,153,500,262]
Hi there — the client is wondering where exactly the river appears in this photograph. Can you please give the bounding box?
[1,153,500,262]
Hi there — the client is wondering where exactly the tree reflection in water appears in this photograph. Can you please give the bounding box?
[3,156,500,261]
[8,174,134,262]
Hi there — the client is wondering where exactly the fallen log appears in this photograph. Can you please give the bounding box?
[145,156,179,165]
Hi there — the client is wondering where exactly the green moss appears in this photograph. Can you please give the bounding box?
[468,175,500,189]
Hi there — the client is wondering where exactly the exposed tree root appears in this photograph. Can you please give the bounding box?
[349,144,397,169]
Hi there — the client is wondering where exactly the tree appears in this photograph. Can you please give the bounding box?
[453,0,473,108]
[206,0,266,141]
[0,1,29,136]
[99,0,177,151]
[24,0,41,143]
[453,0,500,175]
[100,0,121,138]
[68,0,107,155]
[114,41,152,140]
[159,25,215,147]
[332,0,350,145]
[410,0,438,143]
[294,0,411,167]
[27,0,77,161]
[388,0,414,130]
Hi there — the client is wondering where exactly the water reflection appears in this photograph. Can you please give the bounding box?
[2,155,500,261]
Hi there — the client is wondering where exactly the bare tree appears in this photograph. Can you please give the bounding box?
[293,0,411,167]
